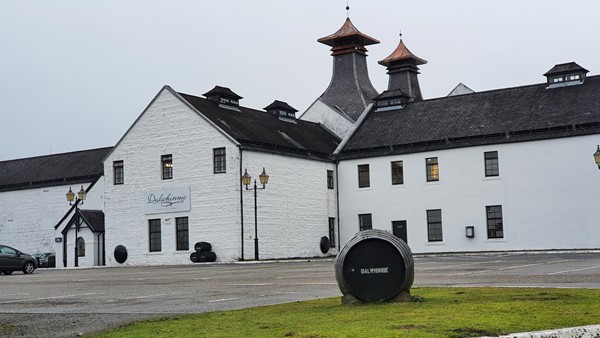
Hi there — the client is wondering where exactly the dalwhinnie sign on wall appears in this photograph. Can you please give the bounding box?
[144,187,191,214]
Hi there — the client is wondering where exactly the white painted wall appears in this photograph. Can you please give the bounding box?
[338,135,600,253]
[300,99,354,139]
[0,180,103,265]
[241,151,338,260]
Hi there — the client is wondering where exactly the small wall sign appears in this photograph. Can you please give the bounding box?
[55,237,63,243]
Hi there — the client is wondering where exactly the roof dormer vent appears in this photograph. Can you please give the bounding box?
[544,62,589,89]
[264,100,298,123]
[373,89,409,112]
[203,86,242,110]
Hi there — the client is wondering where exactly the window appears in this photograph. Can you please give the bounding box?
[176,217,189,251]
[484,151,499,177]
[426,157,439,182]
[113,161,124,185]
[327,170,334,189]
[149,219,162,252]
[77,237,85,257]
[358,213,372,231]
[161,155,173,180]
[391,161,404,185]
[328,217,336,248]
[358,164,370,188]
[486,205,504,239]
[213,148,226,174]
[427,209,443,242]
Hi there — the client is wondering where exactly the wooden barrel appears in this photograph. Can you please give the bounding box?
[194,242,212,252]
[197,251,217,263]
[335,229,414,302]
[114,245,128,264]
[319,236,330,254]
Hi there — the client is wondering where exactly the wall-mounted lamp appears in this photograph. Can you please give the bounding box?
[465,226,475,238]
[594,145,600,170]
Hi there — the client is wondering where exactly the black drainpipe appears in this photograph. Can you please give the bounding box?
[335,160,341,249]
[239,147,245,261]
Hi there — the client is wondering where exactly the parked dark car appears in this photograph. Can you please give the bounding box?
[0,244,37,274]
[33,252,56,268]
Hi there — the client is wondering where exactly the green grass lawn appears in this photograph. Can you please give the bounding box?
[88,287,600,338]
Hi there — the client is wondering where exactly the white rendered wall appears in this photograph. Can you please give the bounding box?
[241,150,338,260]
[300,99,354,139]
[104,88,243,266]
[0,180,103,263]
[338,135,600,253]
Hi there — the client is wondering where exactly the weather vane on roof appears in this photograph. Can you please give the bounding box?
[346,1,350,18]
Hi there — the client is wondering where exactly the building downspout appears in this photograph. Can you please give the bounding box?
[335,160,341,249]
[239,147,245,261]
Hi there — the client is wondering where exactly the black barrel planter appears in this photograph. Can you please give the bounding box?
[335,229,414,304]
[114,245,128,264]
[194,241,212,253]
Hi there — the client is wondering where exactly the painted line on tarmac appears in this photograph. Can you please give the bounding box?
[208,297,239,303]
[548,265,600,275]
[419,260,502,271]
[0,292,99,304]
[448,260,573,276]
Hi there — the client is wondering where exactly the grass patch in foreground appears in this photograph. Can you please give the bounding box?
[88,287,600,338]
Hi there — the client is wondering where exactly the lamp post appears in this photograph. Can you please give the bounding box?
[594,145,600,169]
[66,186,87,267]
[242,167,269,260]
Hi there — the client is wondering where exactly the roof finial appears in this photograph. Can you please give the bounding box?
[399,29,402,41]
[346,1,350,18]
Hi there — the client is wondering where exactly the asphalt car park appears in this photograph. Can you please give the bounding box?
[1,252,600,337]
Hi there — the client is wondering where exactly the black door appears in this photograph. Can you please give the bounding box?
[392,220,408,244]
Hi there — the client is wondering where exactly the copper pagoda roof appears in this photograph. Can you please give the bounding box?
[318,17,379,47]
[378,39,427,67]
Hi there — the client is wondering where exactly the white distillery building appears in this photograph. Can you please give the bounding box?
[335,31,600,253]
[1,15,600,267]
[0,148,111,268]
[101,85,339,266]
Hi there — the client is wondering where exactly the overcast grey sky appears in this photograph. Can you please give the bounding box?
[2,1,599,161]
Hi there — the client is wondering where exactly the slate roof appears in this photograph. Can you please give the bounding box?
[339,75,600,159]
[544,62,589,76]
[177,92,340,160]
[79,210,105,233]
[0,147,112,192]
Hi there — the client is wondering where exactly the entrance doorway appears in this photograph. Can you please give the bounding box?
[392,220,407,244]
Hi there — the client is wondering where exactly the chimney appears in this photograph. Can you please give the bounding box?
[316,17,380,121]
[378,34,427,101]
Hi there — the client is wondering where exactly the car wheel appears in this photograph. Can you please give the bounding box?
[23,262,35,274]
[2,271,13,275]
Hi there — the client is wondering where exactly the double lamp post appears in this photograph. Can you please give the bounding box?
[242,167,269,261]
[66,186,87,267]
